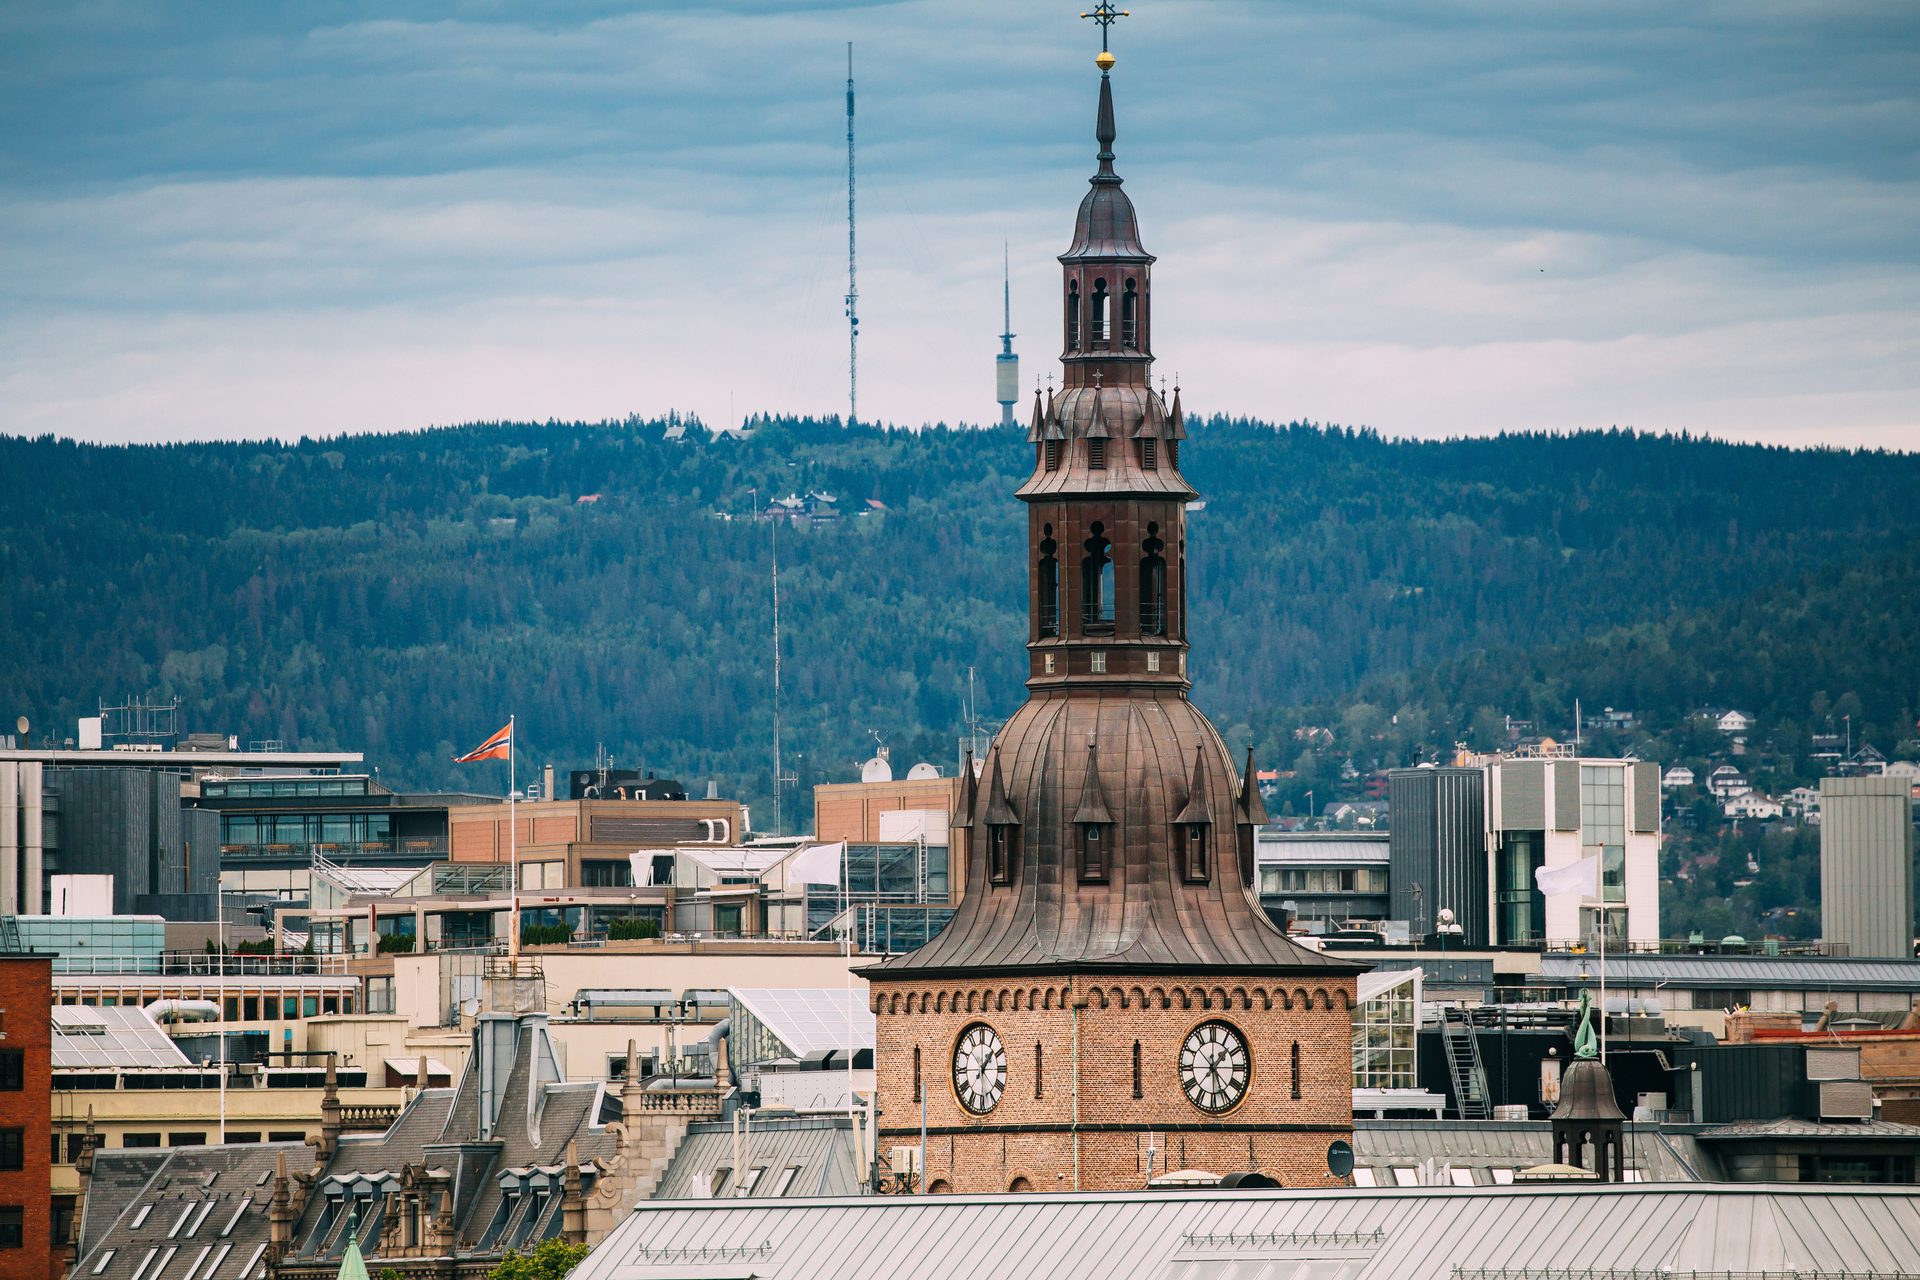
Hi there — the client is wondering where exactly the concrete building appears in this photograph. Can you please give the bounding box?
[1255,830,1390,931]
[446,793,747,891]
[1820,776,1916,958]
[1485,754,1661,947]
[1388,768,1486,943]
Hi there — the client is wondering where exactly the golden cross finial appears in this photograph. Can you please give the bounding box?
[1080,3,1130,63]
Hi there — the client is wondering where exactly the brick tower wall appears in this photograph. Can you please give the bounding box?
[871,972,1356,1193]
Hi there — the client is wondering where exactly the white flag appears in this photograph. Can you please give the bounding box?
[1535,853,1599,898]
[785,841,847,886]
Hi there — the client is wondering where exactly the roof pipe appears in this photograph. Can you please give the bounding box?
[145,999,222,1023]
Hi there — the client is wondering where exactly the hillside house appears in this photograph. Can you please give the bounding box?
[1724,790,1784,820]
[1708,765,1749,798]
[1662,766,1697,789]
[1718,710,1756,733]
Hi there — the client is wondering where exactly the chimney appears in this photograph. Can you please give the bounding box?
[417,1054,431,1091]
[544,762,555,802]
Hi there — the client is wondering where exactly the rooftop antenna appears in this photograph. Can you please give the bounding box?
[997,243,1019,425]
[844,42,860,428]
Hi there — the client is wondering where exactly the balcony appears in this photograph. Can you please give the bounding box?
[220,839,448,862]
[1080,601,1115,635]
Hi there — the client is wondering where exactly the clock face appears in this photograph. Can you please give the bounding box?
[1179,1020,1251,1113]
[952,1023,1007,1114]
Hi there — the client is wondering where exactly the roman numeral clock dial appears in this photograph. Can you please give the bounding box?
[1179,1020,1250,1113]
[953,1023,1007,1114]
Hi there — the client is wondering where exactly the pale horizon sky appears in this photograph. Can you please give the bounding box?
[3,1,1918,449]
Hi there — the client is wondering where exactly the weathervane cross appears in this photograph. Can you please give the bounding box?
[1080,3,1131,55]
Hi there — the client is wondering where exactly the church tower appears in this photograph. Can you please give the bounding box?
[865,25,1364,1194]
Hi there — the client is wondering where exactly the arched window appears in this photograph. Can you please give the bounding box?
[1066,282,1081,350]
[988,824,1015,883]
[1091,279,1110,346]
[1132,1040,1143,1099]
[1290,1040,1302,1099]
[1182,822,1210,882]
[1038,526,1060,639]
[1122,280,1139,348]
[1080,523,1113,632]
[1035,1043,1044,1098]
[1139,523,1166,635]
[1079,823,1107,881]
[913,1046,922,1102]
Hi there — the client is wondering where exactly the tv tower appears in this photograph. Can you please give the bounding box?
[844,43,860,427]
[995,243,1018,426]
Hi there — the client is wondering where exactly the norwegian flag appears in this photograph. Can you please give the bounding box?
[453,721,512,764]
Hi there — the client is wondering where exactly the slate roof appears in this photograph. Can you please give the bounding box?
[74,1142,301,1280]
[652,1115,865,1200]
[571,1185,1920,1280]
[1696,1116,1920,1141]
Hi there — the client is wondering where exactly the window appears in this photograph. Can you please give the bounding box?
[1132,1041,1143,1099]
[169,1132,207,1147]
[91,1249,115,1274]
[580,859,632,888]
[1121,280,1139,347]
[1079,824,1107,880]
[1490,1168,1515,1185]
[1139,524,1166,635]
[1034,1043,1044,1098]
[1038,527,1060,638]
[1352,1168,1377,1187]
[1091,278,1110,345]
[267,1131,305,1143]
[912,1047,921,1103]
[1081,523,1114,629]
[123,1134,161,1149]
[988,825,1015,884]
[1581,765,1627,903]
[0,1130,20,1171]
[1290,1041,1302,1099]
[1392,1167,1419,1187]
[1089,651,1107,674]
[1067,283,1081,349]
[737,1166,765,1194]
[1044,439,1059,472]
[66,1133,91,1163]
[1146,652,1160,672]
[1088,438,1106,470]
[772,1166,800,1196]
[1043,653,1055,674]
[1448,1167,1477,1187]
[1169,440,1179,469]
[224,1132,260,1146]
[1138,437,1156,470]
[0,1050,20,1090]
[1181,823,1209,882]
[1,1206,28,1249]
[710,1168,732,1196]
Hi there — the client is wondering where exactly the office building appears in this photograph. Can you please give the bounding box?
[1388,767,1486,942]
[1820,776,1916,958]
[0,951,55,1280]
[1255,830,1390,930]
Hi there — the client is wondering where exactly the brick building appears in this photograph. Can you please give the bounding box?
[864,50,1362,1195]
[0,952,56,1279]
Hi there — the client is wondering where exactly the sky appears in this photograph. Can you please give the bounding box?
[3,1,1918,448]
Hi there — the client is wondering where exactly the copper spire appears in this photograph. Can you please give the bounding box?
[1095,70,1118,180]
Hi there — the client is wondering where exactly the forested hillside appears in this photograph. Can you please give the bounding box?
[2,417,1916,840]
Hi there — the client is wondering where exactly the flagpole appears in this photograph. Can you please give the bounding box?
[509,713,519,961]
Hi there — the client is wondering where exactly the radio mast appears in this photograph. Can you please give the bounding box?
[844,43,860,427]
[996,243,1019,425]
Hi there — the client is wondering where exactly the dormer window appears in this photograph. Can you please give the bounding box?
[1138,437,1156,470]
[1079,823,1107,881]
[1044,439,1060,471]
[1089,438,1106,470]
[988,825,1016,884]
[1181,822,1210,882]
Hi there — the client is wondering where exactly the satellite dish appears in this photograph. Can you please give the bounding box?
[1326,1139,1355,1179]
[460,997,481,1018]
[1437,907,1456,926]
[906,762,940,780]
[859,755,894,783]
[14,716,27,736]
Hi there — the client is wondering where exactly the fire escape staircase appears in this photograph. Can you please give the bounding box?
[1441,1008,1492,1120]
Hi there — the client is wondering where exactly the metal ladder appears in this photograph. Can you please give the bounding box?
[1441,1008,1491,1119]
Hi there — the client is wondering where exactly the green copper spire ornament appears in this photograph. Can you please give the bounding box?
[336,1206,369,1280]
[1572,988,1599,1060]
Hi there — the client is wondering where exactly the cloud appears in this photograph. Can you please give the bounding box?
[1,0,1916,446]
